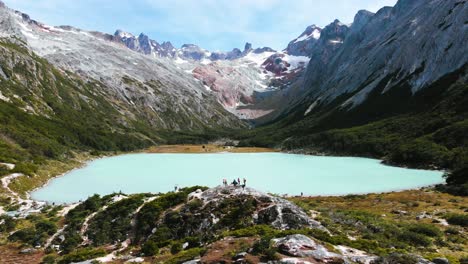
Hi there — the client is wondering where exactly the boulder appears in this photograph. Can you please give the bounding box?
[272,234,342,261]
[432,258,449,264]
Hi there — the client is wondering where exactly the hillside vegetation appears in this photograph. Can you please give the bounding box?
[238,67,468,194]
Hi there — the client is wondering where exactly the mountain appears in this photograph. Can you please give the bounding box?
[92,25,316,120]
[0,3,245,132]
[113,30,177,58]
[243,0,468,187]
[285,24,322,56]
[0,2,250,170]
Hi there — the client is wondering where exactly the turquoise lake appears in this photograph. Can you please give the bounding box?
[30,153,445,204]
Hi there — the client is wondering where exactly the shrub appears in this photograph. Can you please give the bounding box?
[252,237,278,261]
[398,230,431,247]
[141,240,159,256]
[371,253,419,264]
[407,223,441,237]
[41,255,56,264]
[58,248,106,264]
[165,248,206,264]
[446,213,468,227]
[0,215,15,232]
[171,242,183,254]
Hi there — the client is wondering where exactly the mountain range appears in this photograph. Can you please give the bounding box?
[0,0,467,263]
[0,0,466,183]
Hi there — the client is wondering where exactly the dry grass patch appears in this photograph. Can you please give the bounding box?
[147,144,276,153]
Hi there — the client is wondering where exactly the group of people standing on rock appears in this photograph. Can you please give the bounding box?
[223,177,247,189]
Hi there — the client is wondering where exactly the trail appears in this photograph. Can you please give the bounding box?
[0,173,46,217]
[95,196,158,263]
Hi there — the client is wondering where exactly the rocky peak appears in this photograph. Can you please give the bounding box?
[285,24,322,56]
[114,29,134,39]
[180,44,208,60]
[161,41,174,50]
[243,42,252,53]
[352,10,375,31]
[253,46,276,54]
[137,33,154,54]
[392,0,421,15]
[319,19,349,44]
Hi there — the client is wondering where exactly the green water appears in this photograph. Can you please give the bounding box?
[31,153,444,204]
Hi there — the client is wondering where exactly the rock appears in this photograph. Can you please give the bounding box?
[269,258,314,264]
[19,248,36,254]
[272,234,341,261]
[391,210,408,215]
[125,257,144,263]
[432,258,449,264]
[232,252,247,261]
[232,252,247,262]
[182,259,201,264]
[335,245,377,264]
[416,212,432,220]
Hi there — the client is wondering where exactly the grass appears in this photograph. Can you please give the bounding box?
[7,152,90,198]
[289,189,468,262]
[146,144,276,153]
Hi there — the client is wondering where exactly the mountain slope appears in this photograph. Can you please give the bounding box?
[238,0,468,188]
[0,3,245,132]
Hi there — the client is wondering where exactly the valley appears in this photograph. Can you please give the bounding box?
[0,0,466,263]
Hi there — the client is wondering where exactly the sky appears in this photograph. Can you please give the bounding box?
[3,0,398,51]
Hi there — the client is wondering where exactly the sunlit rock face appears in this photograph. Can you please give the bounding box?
[301,0,468,110]
[0,4,245,130]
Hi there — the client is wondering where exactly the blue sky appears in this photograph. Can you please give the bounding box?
[3,0,397,51]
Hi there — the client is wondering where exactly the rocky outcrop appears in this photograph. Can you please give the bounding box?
[196,186,325,230]
[271,234,378,264]
[273,234,341,259]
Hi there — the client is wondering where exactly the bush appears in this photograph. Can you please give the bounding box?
[170,242,183,254]
[398,230,431,247]
[446,213,468,227]
[0,215,15,232]
[371,253,419,264]
[252,237,278,261]
[58,248,106,264]
[141,240,159,256]
[41,255,56,264]
[165,248,206,264]
[407,223,441,237]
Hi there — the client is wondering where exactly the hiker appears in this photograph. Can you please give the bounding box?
[301,192,303,197]
[243,178,246,185]
[232,179,238,186]
[238,178,241,185]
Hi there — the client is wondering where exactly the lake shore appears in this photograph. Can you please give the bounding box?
[1,145,276,200]
[146,144,277,153]
[0,144,446,209]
